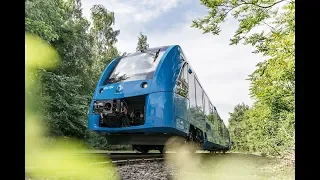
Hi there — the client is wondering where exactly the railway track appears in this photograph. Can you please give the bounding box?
[25,152,165,173]
[91,152,165,166]
[106,153,164,166]
[26,151,226,172]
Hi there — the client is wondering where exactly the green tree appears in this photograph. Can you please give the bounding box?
[228,103,250,124]
[25,0,120,148]
[136,32,149,51]
[228,103,250,151]
[193,0,295,156]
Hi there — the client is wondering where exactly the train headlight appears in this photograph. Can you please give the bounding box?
[104,102,112,110]
[141,82,148,88]
[93,101,104,113]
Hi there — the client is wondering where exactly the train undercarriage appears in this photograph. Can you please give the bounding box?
[130,125,210,154]
[102,123,229,154]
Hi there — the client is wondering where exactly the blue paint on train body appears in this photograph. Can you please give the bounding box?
[88,45,231,151]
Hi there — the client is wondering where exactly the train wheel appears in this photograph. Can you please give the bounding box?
[159,148,163,154]
[187,133,197,152]
[140,148,149,154]
[134,145,150,154]
[159,146,165,154]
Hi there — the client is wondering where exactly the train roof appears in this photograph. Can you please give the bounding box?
[146,45,174,50]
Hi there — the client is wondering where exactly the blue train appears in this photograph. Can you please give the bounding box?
[88,45,231,153]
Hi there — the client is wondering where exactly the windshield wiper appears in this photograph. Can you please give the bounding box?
[108,74,129,84]
[153,49,160,62]
[141,49,161,62]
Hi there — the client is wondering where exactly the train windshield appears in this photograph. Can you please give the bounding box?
[104,48,167,84]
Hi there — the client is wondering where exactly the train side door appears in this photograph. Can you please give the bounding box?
[173,63,189,133]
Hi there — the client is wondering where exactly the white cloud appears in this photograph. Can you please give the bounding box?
[82,0,186,26]
[81,0,266,126]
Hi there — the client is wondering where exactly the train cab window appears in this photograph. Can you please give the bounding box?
[176,63,189,98]
[104,47,167,84]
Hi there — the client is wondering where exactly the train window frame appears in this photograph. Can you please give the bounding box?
[180,52,186,61]
[212,105,219,125]
[209,102,213,113]
[175,62,189,98]
[194,78,204,112]
[188,67,197,109]
[204,93,210,116]
[217,115,223,137]
[206,123,211,130]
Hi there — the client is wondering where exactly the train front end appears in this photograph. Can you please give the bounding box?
[88,46,183,150]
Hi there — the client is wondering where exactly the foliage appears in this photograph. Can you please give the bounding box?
[193,0,295,156]
[136,32,149,51]
[25,0,121,149]
[26,32,119,180]
[228,103,250,151]
[39,71,89,138]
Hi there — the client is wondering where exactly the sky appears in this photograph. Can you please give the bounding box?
[81,0,266,126]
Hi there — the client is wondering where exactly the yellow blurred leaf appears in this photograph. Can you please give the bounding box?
[25,33,60,71]
[25,32,119,180]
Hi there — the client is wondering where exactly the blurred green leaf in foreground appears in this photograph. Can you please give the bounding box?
[25,32,120,180]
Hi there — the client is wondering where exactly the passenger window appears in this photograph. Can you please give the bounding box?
[206,123,211,130]
[176,63,189,98]
[188,69,196,108]
[212,107,219,125]
[195,78,203,112]
[218,116,223,137]
[204,93,210,116]
[207,102,214,124]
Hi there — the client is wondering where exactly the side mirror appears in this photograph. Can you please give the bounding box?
[188,68,192,74]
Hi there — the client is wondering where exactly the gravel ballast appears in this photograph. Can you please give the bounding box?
[26,153,294,180]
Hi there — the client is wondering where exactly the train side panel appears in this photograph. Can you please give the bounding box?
[151,45,190,135]
[150,45,181,93]
[177,48,231,151]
